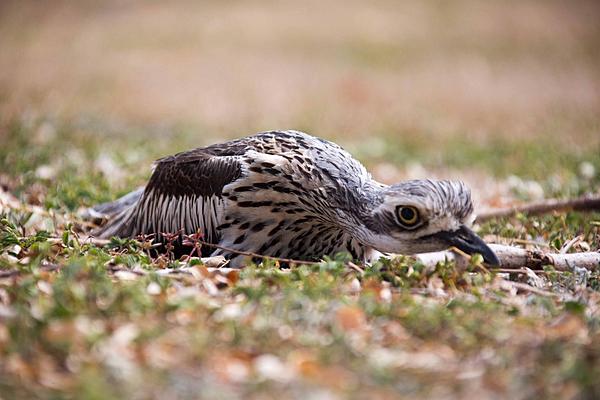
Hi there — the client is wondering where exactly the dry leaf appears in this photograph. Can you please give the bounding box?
[546,314,588,342]
[336,306,366,331]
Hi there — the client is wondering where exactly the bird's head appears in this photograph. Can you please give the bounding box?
[362,179,499,265]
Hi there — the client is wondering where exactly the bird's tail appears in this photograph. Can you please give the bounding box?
[82,187,144,239]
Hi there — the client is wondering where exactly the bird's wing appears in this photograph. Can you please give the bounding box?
[94,149,243,243]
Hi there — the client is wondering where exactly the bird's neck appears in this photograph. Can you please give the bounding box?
[325,179,387,240]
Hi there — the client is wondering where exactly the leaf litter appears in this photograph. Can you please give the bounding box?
[0,121,599,399]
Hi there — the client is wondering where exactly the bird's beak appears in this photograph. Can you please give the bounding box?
[434,225,500,266]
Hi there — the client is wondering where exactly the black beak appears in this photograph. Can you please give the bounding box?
[434,225,500,266]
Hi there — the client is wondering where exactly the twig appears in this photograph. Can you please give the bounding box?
[75,236,112,246]
[504,238,551,248]
[476,193,600,222]
[107,265,147,276]
[415,244,600,272]
[501,279,557,297]
[491,268,565,275]
[346,261,365,275]
[560,235,582,254]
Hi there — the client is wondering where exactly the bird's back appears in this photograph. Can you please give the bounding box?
[90,130,372,264]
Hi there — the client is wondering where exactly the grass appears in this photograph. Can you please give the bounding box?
[0,116,599,399]
[1,1,600,398]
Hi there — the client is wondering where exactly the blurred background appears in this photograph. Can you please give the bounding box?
[1,0,599,207]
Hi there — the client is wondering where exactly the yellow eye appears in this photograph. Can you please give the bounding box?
[396,206,420,228]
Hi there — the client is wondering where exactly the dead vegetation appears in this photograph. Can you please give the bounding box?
[1,1,600,398]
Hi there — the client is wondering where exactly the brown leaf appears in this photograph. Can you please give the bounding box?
[194,265,210,278]
[546,314,588,341]
[336,305,366,331]
[288,350,320,378]
[226,270,239,285]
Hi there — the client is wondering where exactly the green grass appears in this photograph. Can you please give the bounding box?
[1,117,600,399]
[2,0,600,397]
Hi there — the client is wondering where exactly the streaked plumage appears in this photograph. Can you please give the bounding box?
[89,130,498,267]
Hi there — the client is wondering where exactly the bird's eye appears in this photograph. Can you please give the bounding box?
[395,206,420,228]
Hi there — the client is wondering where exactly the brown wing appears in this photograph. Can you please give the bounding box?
[148,150,243,198]
[95,150,243,243]
[94,130,307,241]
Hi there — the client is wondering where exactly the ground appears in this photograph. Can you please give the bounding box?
[1,1,600,399]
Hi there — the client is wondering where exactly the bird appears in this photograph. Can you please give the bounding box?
[88,130,499,267]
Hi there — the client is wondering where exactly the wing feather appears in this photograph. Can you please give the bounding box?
[94,150,243,246]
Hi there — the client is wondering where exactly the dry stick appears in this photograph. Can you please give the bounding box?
[416,244,600,272]
[491,244,600,271]
[560,235,583,254]
[108,265,147,276]
[493,268,564,275]
[504,238,551,248]
[503,280,558,297]
[476,193,600,222]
